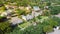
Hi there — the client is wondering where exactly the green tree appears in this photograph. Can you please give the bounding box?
[16,9,25,15]
[50,16,60,26]
[49,6,60,15]
[43,25,53,33]
[48,19,58,27]
[0,21,10,34]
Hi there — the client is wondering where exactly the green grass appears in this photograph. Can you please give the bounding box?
[18,22,31,29]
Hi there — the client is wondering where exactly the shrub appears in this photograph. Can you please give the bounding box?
[49,6,60,15]
[16,9,25,15]
[0,21,11,34]
[0,16,7,22]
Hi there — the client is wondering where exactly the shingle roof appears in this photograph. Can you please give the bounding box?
[10,17,23,25]
[33,6,40,11]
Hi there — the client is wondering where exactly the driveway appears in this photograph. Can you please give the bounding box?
[48,29,60,34]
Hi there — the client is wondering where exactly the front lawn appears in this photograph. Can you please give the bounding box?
[18,22,31,29]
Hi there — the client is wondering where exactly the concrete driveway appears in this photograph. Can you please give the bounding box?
[48,29,60,34]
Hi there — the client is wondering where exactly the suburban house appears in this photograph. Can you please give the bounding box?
[1,9,13,16]
[10,17,23,25]
[33,6,40,11]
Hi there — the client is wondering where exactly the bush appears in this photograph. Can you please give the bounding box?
[16,9,25,15]
[49,6,60,15]
[50,16,60,26]
[0,16,7,22]
[7,25,44,34]
[43,25,53,33]
[0,21,11,34]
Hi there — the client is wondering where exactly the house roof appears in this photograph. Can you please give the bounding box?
[1,9,13,16]
[26,14,34,20]
[33,6,40,11]
[21,14,34,21]
[10,17,23,25]
[6,9,12,14]
[1,12,7,16]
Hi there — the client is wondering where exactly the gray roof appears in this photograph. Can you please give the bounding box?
[10,17,23,25]
[21,14,34,21]
[33,6,40,11]
[6,9,12,14]
[26,14,34,20]
[32,11,41,17]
